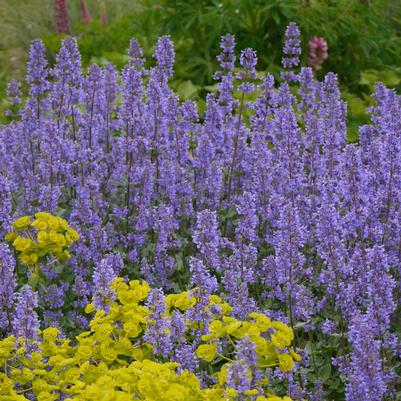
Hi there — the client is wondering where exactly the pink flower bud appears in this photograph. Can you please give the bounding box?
[308,37,328,71]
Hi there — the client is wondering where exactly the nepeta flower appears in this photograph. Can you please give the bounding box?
[153,36,175,77]
[144,288,173,358]
[26,40,50,97]
[346,312,390,401]
[189,257,218,295]
[0,244,16,332]
[226,361,252,395]
[129,39,145,68]
[12,285,39,343]
[282,21,301,81]
[193,210,220,270]
[7,79,22,106]
[93,254,118,311]
[217,34,236,71]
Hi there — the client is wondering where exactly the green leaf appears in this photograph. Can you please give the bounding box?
[294,321,307,329]
[175,252,185,272]
[176,80,199,100]
[319,363,332,381]
[28,273,40,289]
[360,69,401,88]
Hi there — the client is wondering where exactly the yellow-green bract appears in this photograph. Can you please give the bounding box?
[0,276,297,400]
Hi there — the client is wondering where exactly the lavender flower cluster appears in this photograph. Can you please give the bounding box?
[0,23,400,400]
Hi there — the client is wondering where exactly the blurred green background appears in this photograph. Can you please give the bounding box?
[1,0,401,140]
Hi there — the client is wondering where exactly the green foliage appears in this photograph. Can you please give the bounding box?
[133,0,401,92]
[360,68,401,92]
[294,0,401,93]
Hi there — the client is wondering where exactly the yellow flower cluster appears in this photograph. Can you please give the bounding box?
[197,311,299,374]
[5,212,79,267]
[0,278,297,401]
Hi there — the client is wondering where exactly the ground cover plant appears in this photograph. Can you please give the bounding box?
[0,22,401,400]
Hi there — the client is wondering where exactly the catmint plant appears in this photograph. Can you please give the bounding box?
[0,22,400,400]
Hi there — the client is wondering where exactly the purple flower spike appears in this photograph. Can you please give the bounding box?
[217,34,236,70]
[12,285,40,344]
